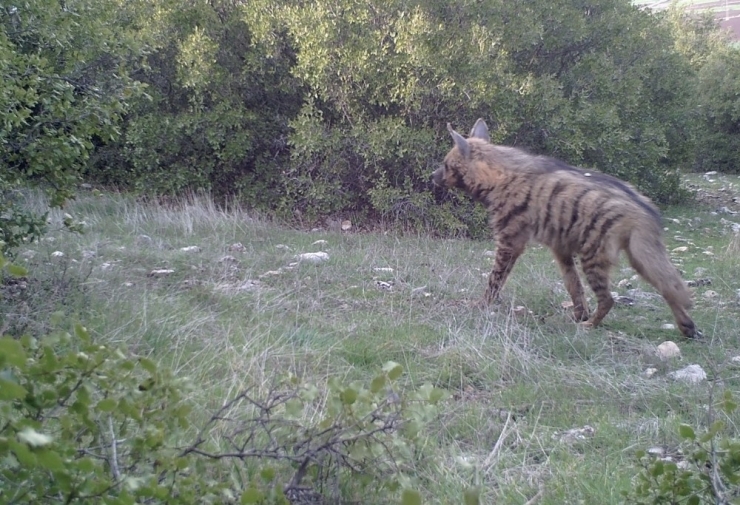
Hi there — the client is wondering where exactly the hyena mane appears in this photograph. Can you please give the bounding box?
[431,119,698,338]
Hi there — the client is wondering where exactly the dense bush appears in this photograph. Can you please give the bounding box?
[0,0,149,251]
[4,0,739,240]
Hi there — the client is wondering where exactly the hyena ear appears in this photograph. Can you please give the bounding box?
[447,123,470,159]
[469,118,489,142]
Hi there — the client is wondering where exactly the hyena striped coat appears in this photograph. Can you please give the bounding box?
[432,119,698,338]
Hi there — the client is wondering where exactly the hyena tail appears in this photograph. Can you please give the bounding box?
[626,224,698,337]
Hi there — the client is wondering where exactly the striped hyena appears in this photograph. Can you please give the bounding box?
[432,119,698,338]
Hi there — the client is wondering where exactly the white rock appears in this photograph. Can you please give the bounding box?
[373,267,394,272]
[669,364,707,384]
[148,269,174,277]
[703,290,719,299]
[660,324,676,330]
[730,356,740,364]
[644,368,659,379]
[259,270,283,278]
[180,246,201,253]
[374,280,393,291]
[483,250,496,257]
[51,251,64,258]
[656,340,681,359]
[672,246,688,253]
[275,244,291,250]
[312,240,328,246]
[648,446,665,456]
[341,220,352,231]
[554,425,595,443]
[296,251,330,264]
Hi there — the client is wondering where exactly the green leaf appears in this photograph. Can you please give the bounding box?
[260,466,276,482]
[678,424,695,440]
[285,398,303,417]
[140,357,157,374]
[9,439,36,467]
[74,323,90,342]
[463,487,481,505]
[0,337,27,367]
[97,398,117,412]
[370,374,386,393]
[241,487,264,504]
[401,489,422,505]
[429,387,446,405]
[687,495,700,505]
[6,263,28,277]
[36,449,65,471]
[0,379,27,400]
[383,361,403,381]
[341,387,358,405]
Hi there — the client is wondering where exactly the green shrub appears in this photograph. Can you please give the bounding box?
[623,391,740,504]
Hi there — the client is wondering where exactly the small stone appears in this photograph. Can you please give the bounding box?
[411,286,428,296]
[648,446,665,457]
[703,290,719,299]
[312,240,328,246]
[615,296,634,306]
[672,246,688,253]
[669,364,707,384]
[660,324,676,330]
[374,280,393,291]
[180,246,201,253]
[51,251,64,258]
[644,368,659,379]
[275,244,291,250]
[512,305,532,316]
[704,171,718,176]
[123,282,134,287]
[656,340,681,359]
[483,250,496,257]
[259,270,283,278]
[296,252,330,264]
[373,267,394,272]
[703,251,715,256]
[341,220,352,231]
[148,269,175,278]
[730,356,740,364]
[228,242,246,252]
[617,279,633,289]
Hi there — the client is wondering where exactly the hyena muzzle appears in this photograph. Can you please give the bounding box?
[432,119,699,338]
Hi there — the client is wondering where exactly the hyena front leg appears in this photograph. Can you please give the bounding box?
[554,252,589,322]
[579,255,615,328]
[485,239,526,305]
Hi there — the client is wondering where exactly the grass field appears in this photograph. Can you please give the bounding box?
[3,173,740,504]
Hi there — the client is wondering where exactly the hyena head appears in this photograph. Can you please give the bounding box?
[431,118,490,189]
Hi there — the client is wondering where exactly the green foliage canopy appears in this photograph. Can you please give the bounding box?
[0,0,149,251]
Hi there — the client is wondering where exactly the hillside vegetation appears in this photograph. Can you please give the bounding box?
[2,0,740,246]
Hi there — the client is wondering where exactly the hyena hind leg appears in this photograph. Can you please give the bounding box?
[580,257,615,328]
[554,252,589,322]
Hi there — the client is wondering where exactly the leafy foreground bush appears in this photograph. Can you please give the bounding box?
[0,261,450,504]
[623,390,740,505]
